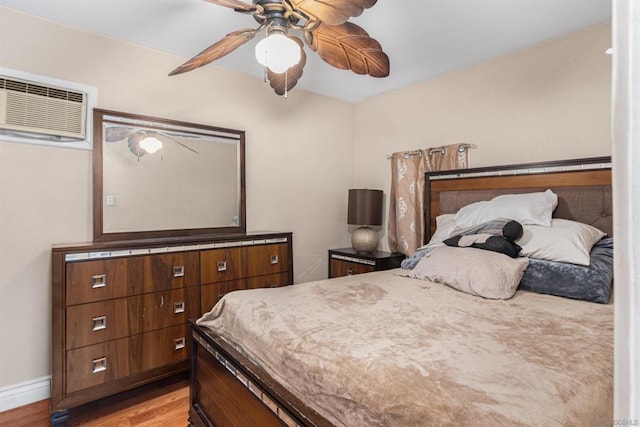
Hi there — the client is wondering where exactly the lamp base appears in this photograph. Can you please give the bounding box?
[351,226,378,253]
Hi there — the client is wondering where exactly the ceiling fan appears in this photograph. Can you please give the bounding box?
[168,0,390,96]
[105,126,200,160]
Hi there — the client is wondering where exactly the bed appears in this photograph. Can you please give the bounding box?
[188,156,613,427]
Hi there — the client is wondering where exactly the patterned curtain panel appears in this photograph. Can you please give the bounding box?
[388,144,469,255]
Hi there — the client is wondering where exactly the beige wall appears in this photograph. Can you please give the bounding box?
[353,23,612,252]
[0,7,612,395]
[0,7,354,388]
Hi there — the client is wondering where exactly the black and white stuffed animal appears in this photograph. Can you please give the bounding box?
[443,220,524,258]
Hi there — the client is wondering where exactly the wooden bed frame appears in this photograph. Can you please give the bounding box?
[188,156,612,427]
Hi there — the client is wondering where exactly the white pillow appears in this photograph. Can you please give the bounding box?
[408,246,529,300]
[454,190,558,228]
[427,214,456,245]
[519,219,606,266]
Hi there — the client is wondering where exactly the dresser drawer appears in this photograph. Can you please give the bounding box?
[66,299,125,350]
[65,324,188,394]
[66,251,199,305]
[200,243,287,284]
[66,338,131,394]
[329,259,375,277]
[200,246,243,284]
[200,272,289,313]
[65,288,198,350]
[245,243,289,277]
[65,258,128,306]
[244,271,290,290]
[133,324,188,372]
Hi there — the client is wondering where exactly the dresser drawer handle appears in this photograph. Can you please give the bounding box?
[217,261,227,272]
[173,301,185,314]
[172,265,185,278]
[91,274,106,289]
[174,337,186,350]
[91,357,107,374]
[270,255,279,265]
[91,316,107,331]
[347,269,354,275]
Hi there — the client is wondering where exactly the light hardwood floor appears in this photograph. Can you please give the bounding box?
[0,375,189,427]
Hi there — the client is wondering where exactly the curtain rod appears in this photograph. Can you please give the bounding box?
[386,143,476,159]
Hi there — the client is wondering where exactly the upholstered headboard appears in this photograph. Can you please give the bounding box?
[424,157,612,243]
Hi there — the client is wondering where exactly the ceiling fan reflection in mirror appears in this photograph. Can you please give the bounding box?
[105,126,200,161]
[168,0,390,97]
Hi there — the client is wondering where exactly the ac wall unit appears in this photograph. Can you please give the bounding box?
[0,75,87,142]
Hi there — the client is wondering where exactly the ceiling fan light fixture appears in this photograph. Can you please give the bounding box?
[255,33,301,74]
[139,135,163,154]
[169,0,389,96]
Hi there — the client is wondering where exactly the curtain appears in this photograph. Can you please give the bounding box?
[388,144,469,255]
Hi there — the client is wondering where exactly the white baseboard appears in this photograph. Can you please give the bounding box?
[0,376,51,413]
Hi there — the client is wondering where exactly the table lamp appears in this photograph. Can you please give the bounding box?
[348,189,383,253]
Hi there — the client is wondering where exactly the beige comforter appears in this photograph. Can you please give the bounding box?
[197,269,613,426]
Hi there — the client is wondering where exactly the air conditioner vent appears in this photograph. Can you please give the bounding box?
[0,75,87,140]
[0,78,84,103]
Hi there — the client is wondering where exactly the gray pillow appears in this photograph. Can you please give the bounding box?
[409,246,530,300]
[518,238,613,304]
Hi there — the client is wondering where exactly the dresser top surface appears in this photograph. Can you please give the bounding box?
[53,231,292,254]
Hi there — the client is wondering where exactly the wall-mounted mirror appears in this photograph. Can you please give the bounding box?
[93,109,245,241]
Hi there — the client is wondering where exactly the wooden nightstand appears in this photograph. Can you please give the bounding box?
[328,248,405,278]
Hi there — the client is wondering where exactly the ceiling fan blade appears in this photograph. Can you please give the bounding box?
[202,0,258,12]
[155,133,201,154]
[169,28,257,76]
[306,22,389,77]
[290,0,377,26]
[267,37,307,96]
[104,126,132,142]
[127,132,146,158]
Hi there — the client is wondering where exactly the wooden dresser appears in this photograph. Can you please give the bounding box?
[51,232,292,425]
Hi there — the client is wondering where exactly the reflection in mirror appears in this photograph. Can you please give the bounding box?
[93,109,245,241]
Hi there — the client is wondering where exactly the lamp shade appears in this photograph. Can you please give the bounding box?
[255,33,301,74]
[139,136,163,154]
[347,189,383,226]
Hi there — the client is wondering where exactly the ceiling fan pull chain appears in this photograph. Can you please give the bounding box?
[263,66,268,83]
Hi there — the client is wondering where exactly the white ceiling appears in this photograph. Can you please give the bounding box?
[1,0,611,103]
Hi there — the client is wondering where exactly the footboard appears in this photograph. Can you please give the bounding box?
[188,321,332,427]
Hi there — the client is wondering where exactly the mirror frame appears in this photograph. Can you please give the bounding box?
[92,108,246,242]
